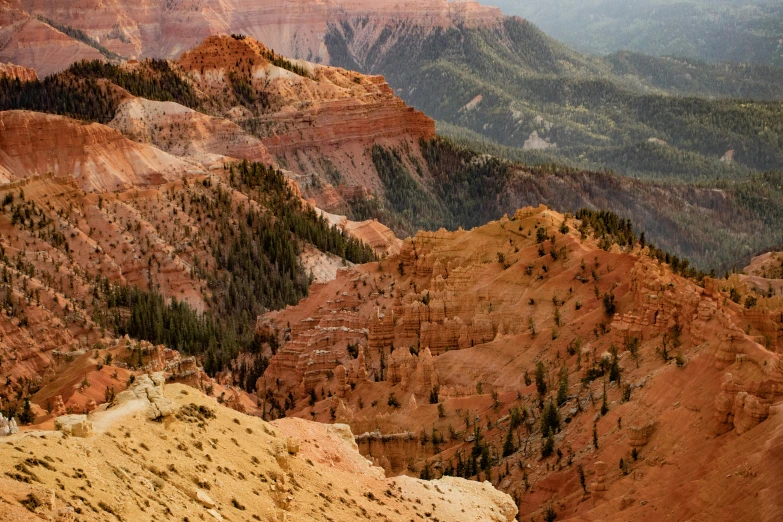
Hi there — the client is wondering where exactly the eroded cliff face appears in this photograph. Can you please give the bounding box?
[2,33,436,221]
[13,0,502,63]
[0,3,104,77]
[176,35,435,210]
[258,205,783,520]
[2,28,782,521]
[0,60,37,81]
[0,110,203,190]
[107,97,274,166]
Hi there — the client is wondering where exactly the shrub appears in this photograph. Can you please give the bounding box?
[387,393,400,408]
[602,293,616,316]
[541,433,555,458]
[535,361,547,395]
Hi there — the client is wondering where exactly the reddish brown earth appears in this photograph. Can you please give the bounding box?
[256,206,783,520]
[0,34,419,248]
[175,34,436,211]
[0,110,203,190]
[0,2,104,77]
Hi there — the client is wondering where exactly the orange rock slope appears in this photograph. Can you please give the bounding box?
[0,60,37,81]
[256,206,783,520]
[176,35,435,207]
[0,110,204,191]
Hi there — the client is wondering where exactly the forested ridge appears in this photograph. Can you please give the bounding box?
[36,16,125,61]
[0,59,202,123]
[357,138,783,273]
[325,16,783,182]
[91,162,374,379]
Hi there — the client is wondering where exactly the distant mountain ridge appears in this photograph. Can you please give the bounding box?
[492,0,783,66]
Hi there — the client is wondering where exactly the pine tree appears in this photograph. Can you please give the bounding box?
[535,361,547,395]
[557,365,569,406]
[18,398,34,425]
[502,423,515,457]
[541,433,555,458]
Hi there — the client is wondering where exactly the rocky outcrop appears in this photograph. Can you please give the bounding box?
[0,110,202,191]
[628,421,655,447]
[356,430,425,474]
[591,460,608,503]
[113,372,176,420]
[54,414,93,437]
[612,259,704,342]
[714,373,782,435]
[0,61,37,81]
[368,310,395,352]
[0,413,19,436]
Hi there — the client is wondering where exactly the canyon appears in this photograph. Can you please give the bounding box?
[255,205,783,519]
[0,27,781,522]
[5,0,782,273]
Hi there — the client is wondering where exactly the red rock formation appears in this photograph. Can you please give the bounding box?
[591,461,607,503]
[714,373,782,434]
[0,4,104,77]
[16,0,502,64]
[368,309,395,352]
[0,110,201,191]
[0,61,37,81]
[628,421,655,447]
[176,36,435,198]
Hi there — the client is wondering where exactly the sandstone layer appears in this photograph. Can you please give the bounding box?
[0,3,104,77]
[176,34,435,208]
[0,110,203,191]
[13,0,501,63]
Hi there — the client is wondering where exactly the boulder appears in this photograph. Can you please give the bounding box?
[54,414,93,437]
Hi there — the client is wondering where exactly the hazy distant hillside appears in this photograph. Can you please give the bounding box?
[326,16,783,183]
[493,0,783,65]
